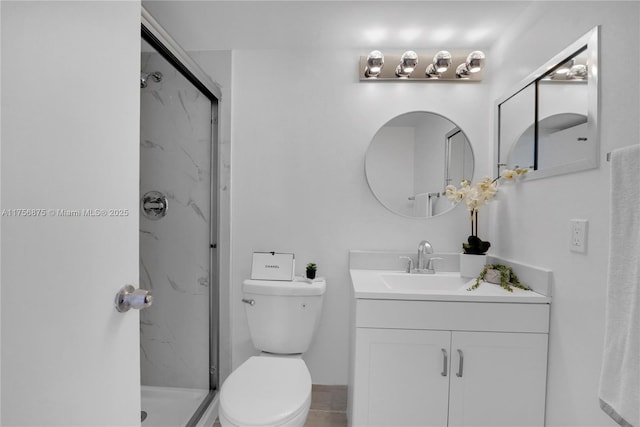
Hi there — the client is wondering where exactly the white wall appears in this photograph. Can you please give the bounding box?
[230,48,492,384]
[488,2,640,426]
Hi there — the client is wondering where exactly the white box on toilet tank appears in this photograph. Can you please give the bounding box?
[251,252,295,281]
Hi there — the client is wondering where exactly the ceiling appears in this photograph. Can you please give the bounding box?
[142,1,534,51]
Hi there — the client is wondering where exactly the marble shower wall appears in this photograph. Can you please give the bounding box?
[140,45,212,390]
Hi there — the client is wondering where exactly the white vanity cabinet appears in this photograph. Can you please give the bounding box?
[349,299,550,427]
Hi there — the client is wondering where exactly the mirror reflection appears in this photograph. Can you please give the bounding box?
[537,49,590,170]
[497,27,598,180]
[365,112,474,218]
[499,83,536,171]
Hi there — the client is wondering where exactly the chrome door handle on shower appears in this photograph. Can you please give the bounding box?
[242,298,255,306]
[141,191,168,220]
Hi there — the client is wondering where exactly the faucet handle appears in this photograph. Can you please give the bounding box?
[399,256,414,273]
[427,257,443,271]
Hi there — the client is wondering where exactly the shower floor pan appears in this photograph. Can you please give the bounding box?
[142,385,215,427]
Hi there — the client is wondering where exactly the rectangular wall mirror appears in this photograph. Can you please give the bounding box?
[496,26,599,180]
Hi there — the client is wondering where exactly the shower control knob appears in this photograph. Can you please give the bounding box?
[141,191,168,220]
[115,285,153,313]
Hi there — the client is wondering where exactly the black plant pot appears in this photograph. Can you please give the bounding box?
[462,235,491,255]
[306,270,316,280]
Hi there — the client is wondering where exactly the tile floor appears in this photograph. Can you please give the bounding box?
[213,384,347,427]
[306,385,348,426]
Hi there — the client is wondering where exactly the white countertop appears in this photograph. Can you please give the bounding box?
[350,269,551,303]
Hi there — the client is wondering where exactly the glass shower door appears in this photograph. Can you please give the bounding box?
[139,36,216,426]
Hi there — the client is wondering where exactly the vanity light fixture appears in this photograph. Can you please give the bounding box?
[365,50,385,78]
[425,50,452,78]
[395,50,419,78]
[359,50,485,81]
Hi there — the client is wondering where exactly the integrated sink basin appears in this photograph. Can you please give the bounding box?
[380,272,468,292]
[350,268,550,303]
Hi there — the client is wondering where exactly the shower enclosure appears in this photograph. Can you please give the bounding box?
[139,12,220,427]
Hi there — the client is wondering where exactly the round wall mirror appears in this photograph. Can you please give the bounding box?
[365,111,474,218]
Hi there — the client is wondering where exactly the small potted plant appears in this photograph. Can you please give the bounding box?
[306,263,317,280]
[468,264,529,293]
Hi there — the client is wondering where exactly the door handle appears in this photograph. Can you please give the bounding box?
[115,285,153,312]
[456,349,464,377]
[441,348,448,377]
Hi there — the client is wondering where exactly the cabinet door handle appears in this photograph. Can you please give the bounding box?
[456,349,464,377]
[441,348,448,377]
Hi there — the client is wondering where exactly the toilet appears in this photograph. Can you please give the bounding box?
[219,278,326,427]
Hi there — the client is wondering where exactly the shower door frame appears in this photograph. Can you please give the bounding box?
[141,7,222,426]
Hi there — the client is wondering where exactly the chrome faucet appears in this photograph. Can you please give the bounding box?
[416,240,434,273]
[399,241,442,274]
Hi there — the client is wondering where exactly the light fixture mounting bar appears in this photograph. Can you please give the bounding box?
[359,51,484,82]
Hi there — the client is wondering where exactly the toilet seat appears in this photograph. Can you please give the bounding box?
[219,356,312,426]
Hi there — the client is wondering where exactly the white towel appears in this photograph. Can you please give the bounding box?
[599,144,640,427]
[413,192,430,217]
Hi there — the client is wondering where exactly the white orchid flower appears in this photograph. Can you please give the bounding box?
[501,169,516,180]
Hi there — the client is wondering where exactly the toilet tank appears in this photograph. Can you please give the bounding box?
[242,279,326,354]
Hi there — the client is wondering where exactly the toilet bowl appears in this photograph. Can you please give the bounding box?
[218,278,326,427]
[218,356,312,427]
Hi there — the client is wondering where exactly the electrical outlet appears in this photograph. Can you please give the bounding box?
[570,219,588,253]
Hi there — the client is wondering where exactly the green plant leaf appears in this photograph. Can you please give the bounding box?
[468,264,529,292]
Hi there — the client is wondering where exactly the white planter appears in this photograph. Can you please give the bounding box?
[460,254,487,278]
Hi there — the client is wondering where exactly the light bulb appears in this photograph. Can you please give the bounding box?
[396,50,419,77]
[365,50,384,78]
[433,50,452,73]
[456,63,470,79]
[465,50,485,73]
[555,58,574,75]
[567,64,587,80]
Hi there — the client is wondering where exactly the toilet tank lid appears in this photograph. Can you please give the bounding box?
[242,278,326,296]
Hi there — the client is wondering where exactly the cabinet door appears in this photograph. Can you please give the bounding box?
[351,328,451,426]
[448,332,548,427]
